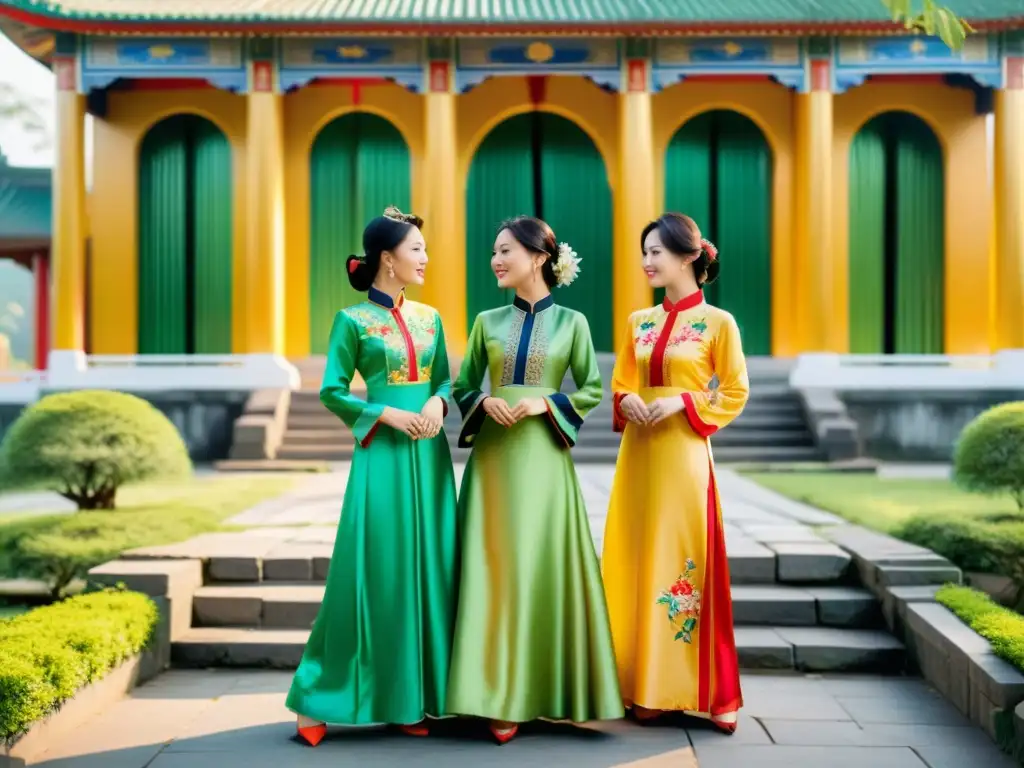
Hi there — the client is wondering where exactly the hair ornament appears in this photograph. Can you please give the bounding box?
[348,256,363,274]
[383,205,416,224]
[700,238,718,262]
[552,242,582,288]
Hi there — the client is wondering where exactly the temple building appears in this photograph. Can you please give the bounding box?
[1,1,1022,366]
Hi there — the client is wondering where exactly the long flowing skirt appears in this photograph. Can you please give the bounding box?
[446,385,623,723]
[601,385,742,730]
[286,388,459,725]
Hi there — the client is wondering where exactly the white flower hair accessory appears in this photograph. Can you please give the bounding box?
[552,242,582,287]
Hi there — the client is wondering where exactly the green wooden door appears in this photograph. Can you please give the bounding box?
[538,113,613,351]
[464,112,614,349]
[715,112,772,356]
[309,113,411,354]
[138,118,188,354]
[662,111,773,354]
[661,112,715,308]
[848,117,888,353]
[847,112,944,354]
[465,114,535,326]
[138,115,232,354]
[190,120,233,354]
[893,113,944,354]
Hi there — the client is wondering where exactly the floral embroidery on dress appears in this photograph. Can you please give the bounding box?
[346,303,439,385]
[656,559,702,644]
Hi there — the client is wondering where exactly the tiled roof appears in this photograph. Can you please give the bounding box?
[0,164,50,241]
[0,0,1021,27]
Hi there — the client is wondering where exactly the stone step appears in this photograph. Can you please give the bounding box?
[282,429,357,447]
[731,585,881,628]
[172,626,904,673]
[190,583,881,631]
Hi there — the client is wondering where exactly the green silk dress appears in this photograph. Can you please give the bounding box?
[446,294,623,723]
[286,286,459,726]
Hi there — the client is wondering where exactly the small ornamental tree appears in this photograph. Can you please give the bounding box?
[0,390,192,509]
[953,402,1024,514]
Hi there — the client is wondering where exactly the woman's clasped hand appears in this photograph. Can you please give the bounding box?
[381,395,445,439]
[618,393,684,426]
[482,395,547,427]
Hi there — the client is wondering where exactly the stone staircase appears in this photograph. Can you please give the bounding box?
[158,493,904,674]
[275,355,823,465]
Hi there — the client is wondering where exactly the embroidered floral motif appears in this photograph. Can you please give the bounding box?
[523,313,549,385]
[346,303,439,385]
[501,310,526,386]
[655,559,702,644]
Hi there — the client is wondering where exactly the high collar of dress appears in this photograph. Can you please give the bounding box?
[513,294,554,315]
[662,289,704,313]
[369,286,405,310]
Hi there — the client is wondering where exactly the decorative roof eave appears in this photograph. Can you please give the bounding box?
[0,2,1023,39]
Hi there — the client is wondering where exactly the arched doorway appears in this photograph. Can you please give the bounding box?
[309,113,411,354]
[465,112,614,351]
[848,112,944,353]
[138,114,233,354]
[662,111,773,355]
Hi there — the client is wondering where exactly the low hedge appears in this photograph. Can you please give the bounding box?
[0,589,158,743]
[895,512,1024,581]
[936,585,1024,674]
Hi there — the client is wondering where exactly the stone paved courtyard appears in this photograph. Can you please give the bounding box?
[27,465,1019,767]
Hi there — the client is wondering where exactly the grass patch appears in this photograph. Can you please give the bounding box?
[742,472,1018,534]
[0,588,159,742]
[936,585,1024,673]
[0,475,294,597]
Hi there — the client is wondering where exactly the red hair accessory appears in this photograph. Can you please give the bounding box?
[700,238,718,262]
[348,258,361,274]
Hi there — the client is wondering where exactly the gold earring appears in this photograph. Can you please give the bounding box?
[388,263,395,279]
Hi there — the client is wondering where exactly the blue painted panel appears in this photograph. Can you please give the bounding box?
[652,38,804,92]
[455,38,620,92]
[81,36,246,92]
[834,34,1002,91]
[278,38,424,92]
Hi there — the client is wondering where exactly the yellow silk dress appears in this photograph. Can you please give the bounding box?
[601,289,749,733]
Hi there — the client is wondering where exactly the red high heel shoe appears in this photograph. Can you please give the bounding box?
[489,722,518,745]
[399,722,430,737]
[296,720,327,747]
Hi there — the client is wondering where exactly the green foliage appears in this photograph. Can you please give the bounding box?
[0,589,158,743]
[0,82,49,151]
[936,585,1024,674]
[0,391,192,509]
[896,513,1024,609]
[953,402,1024,513]
[0,475,295,598]
[882,0,973,50]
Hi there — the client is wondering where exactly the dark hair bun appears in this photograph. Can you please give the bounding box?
[702,257,721,286]
[347,254,374,292]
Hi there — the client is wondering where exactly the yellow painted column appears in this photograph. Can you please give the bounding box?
[615,58,657,348]
[50,55,87,354]
[794,55,835,352]
[245,59,286,355]
[995,57,1024,349]
[423,56,467,353]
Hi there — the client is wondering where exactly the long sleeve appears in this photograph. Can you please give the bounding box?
[453,315,488,448]
[320,311,384,448]
[545,313,603,448]
[681,312,749,437]
[610,317,639,433]
[430,311,451,417]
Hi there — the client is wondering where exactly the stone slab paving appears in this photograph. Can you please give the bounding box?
[28,670,1016,768]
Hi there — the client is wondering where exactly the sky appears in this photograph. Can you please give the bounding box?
[0,31,55,167]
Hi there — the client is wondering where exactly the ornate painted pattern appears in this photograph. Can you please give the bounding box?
[655,559,702,645]
[345,301,438,385]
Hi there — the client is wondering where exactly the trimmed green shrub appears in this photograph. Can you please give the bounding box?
[936,585,1024,674]
[953,401,1024,512]
[896,513,1024,609]
[0,390,191,509]
[0,589,158,743]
